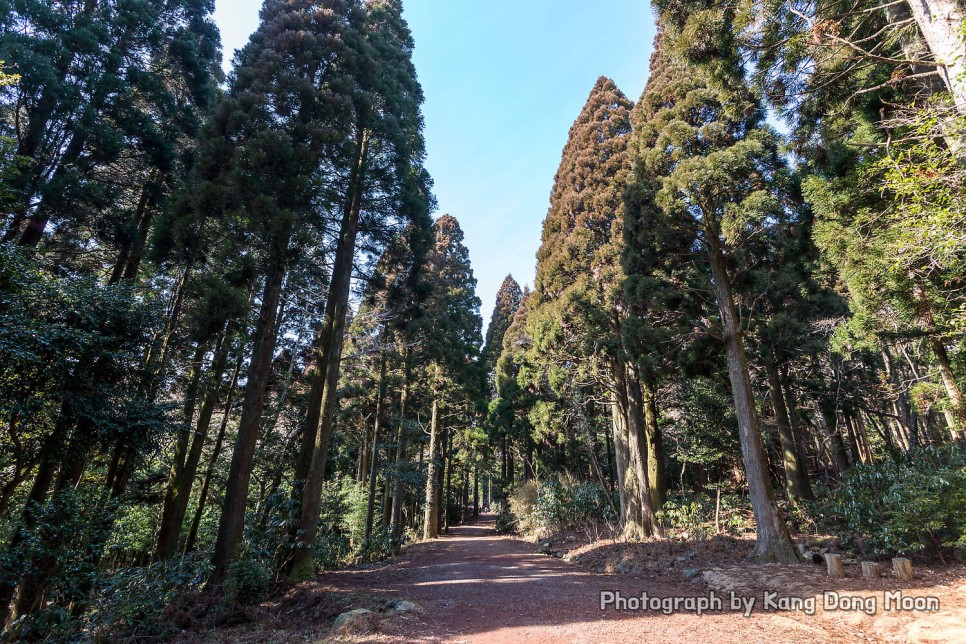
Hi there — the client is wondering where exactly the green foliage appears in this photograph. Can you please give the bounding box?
[656,493,753,539]
[227,558,272,605]
[814,446,966,557]
[87,553,211,641]
[507,479,617,537]
[665,377,741,468]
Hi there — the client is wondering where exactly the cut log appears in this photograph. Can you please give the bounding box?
[825,553,845,578]
[892,558,914,581]
[861,562,882,579]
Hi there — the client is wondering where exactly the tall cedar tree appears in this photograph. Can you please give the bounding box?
[491,286,534,485]
[482,275,522,378]
[206,0,366,584]
[287,0,432,580]
[422,214,483,539]
[626,35,799,562]
[482,275,523,482]
[530,77,659,537]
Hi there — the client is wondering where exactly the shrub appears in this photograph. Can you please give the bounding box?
[814,445,966,558]
[87,552,211,641]
[227,558,271,605]
[505,478,617,537]
[656,492,752,538]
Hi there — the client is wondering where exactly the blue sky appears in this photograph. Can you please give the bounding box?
[213,0,656,328]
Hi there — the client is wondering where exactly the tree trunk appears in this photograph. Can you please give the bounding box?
[706,233,798,563]
[624,365,660,537]
[640,378,666,509]
[390,355,412,534]
[209,259,287,586]
[185,355,242,554]
[287,130,369,581]
[364,350,388,543]
[765,353,811,500]
[906,0,966,113]
[422,394,440,540]
[156,332,232,560]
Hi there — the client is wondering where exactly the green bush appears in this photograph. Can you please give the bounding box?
[814,445,966,558]
[656,493,752,538]
[506,478,617,537]
[87,552,211,641]
[227,558,271,605]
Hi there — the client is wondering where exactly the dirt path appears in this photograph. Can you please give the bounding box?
[318,515,866,643]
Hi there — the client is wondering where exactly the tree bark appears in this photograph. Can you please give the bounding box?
[906,0,966,114]
[209,258,287,586]
[422,393,440,540]
[287,129,369,581]
[765,353,811,500]
[705,232,798,563]
[640,378,666,509]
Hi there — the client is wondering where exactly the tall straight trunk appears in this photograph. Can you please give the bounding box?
[364,351,388,542]
[288,129,369,581]
[609,367,638,537]
[442,426,452,533]
[764,353,811,500]
[843,414,865,464]
[929,337,965,441]
[156,332,231,560]
[390,355,412,534]
[905,0,966,114]
[854,414,875,463]
[818,397,852,476]
[500,435,508,482]
[422,393,440,540]
[705,233,798,563]
[623,365,660,537]
[185,355,242,554]
[781,372,816,485]
[473,465,479,516]
[460,467,470,523]
[640,378,666,509]
[210,258,287,585]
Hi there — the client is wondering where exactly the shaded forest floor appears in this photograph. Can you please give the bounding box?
[178,515,966,643]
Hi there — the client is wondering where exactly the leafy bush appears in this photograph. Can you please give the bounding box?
[227,558,271,605]
[87,553,211,641]
[656,493,752,538]
[506,478,617,537]
[813,445,966,557]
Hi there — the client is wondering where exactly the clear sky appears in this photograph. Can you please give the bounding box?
[213,0,656,328]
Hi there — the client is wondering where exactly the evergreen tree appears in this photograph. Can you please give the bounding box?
[482,275,522,380]
[527,77,659,537]
[205,0,367,584]
[287,0,433,580]
[0,0,221,249]
[625,35,799,561]
[421,214,483,539]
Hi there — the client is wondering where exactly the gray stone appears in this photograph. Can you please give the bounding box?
[332,608,374,633]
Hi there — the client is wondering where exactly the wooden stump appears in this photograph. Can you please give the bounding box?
[861,561,881,579]
[892,558,914,581]
[825,553,845,579]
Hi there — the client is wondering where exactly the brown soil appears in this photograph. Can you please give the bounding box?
[183,514,966,643]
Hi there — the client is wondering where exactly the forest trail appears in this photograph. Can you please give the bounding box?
[318,514,854,643]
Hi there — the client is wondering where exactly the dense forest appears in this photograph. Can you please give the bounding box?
[0,0,964,640]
